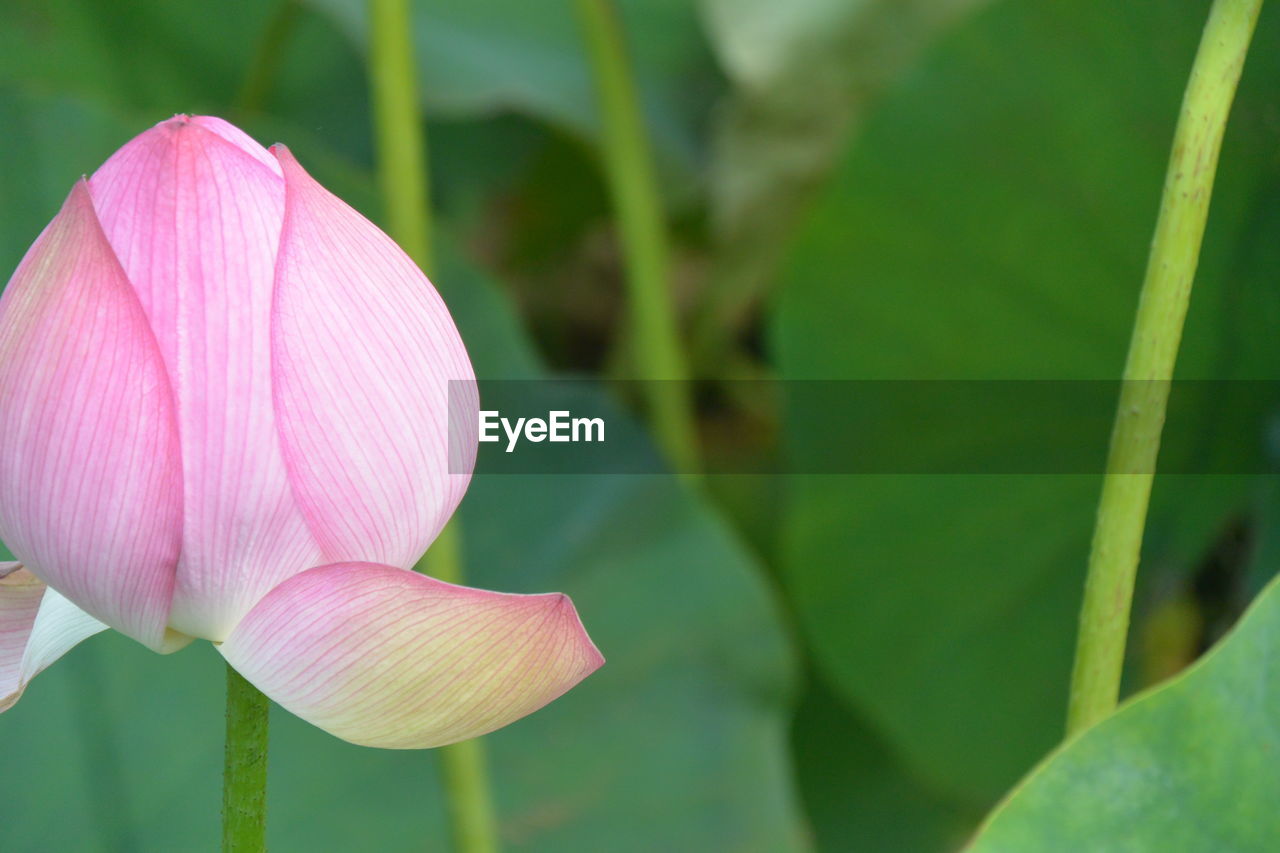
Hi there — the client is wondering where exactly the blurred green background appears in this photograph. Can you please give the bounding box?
[2,0,1279,850]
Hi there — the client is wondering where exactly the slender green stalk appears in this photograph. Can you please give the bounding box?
[235,0,302,116]
[1066,0,1262,736]
[575,0,701,478]
[368,0,432,271]
[436,737,499,853]
[367,2,498,850]
[223,665,270,853]
[418,524,499,853]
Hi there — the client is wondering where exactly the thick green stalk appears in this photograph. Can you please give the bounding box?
[367,2,498,850]
[575,0,700,478]
[1066,0,1262,736]
[223,665,270,853]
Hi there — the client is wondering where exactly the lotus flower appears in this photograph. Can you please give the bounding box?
[0,115,602,747]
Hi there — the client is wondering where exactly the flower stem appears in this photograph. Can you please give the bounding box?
[575,0,701,478]
[367,2,498,850]
[368,0,432,271]
[420,525,499,853]
[1066,0,1262,736]
[223,664,269,853]
[437,736,499,853]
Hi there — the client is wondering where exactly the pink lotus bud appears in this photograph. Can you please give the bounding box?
[0,116,601,746]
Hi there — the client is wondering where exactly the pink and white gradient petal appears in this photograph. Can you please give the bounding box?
[0,183,183,648]
[1,564,109,711]
[90,117,322,641]
[219,562,603,748]
[270,145,477,571]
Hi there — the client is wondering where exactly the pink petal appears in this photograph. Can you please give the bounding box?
[220,562,603,748]
[1,564,108,711]
[270,145,477,569]
[0,183,183,648]
[89,117,322,641]
[188,115,283,176]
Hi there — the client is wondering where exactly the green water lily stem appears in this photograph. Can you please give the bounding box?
[575,0,701,478]
[223,665,270,853]
[367,1,498,850]
[1066,0,1262,736]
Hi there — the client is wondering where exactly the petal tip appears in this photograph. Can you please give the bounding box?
[64,176,96,210]
[546,591,605,674]
[1,687,24,713]
[270,142,296,166]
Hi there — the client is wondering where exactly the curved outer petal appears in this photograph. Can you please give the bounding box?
[270,145,477,569]
[2,564,108,711]
[0,183,183,648]
[220,562,603,748]
[89,117,322,641]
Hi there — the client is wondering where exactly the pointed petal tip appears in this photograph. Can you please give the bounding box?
[62,176,95,213]
[141,115,194,140]
[545,591,606,673]
[269,144,315,188]
[269,143,300,173]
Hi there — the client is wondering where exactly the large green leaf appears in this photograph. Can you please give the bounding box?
[774,0,1280,803]
[970,572,1280,850]
[0,95,804,851]
[303,0,717,175]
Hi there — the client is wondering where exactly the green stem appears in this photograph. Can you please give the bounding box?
[235,0,302,116]
[367,2,498,850]
[418,525,499,853]
[437,736,499,853]
[1066,0,1261,736]
[575,0,701,478]
[223,665,270,853]
[368,0,432,271]
[420,521,462,583]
